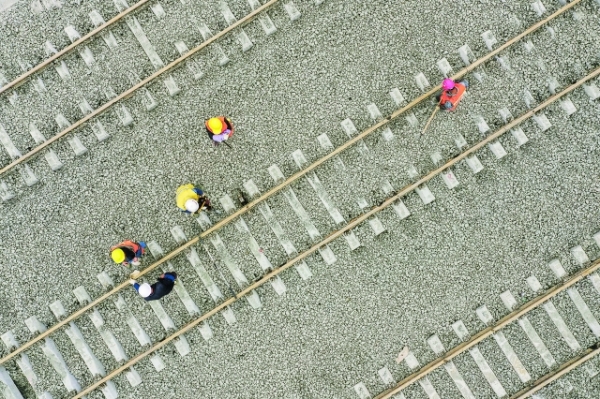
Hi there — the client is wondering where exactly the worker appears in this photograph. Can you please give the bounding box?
[110,240,146,267]
[205,116,234,145]
[437,78,468,111]
[129,271,178,301]
[176,183,212,215]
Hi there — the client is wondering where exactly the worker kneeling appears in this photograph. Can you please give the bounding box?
[437,78,468,111]
[176,183,211,215]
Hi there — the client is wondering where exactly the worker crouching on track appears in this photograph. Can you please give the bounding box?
[176,183,212,215]
[205,116,234,145]
[110,240,146,267]
[436,78,468,111]
[129,272,178,301]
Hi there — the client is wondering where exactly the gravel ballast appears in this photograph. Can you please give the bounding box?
[1,0,600,398]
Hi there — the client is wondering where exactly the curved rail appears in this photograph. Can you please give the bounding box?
[74,63,600,398]
[0,0,153,95]
[0,0,282,178]
[0,0,584,367]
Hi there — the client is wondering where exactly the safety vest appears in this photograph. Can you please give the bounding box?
[110,240,141,258]
[439,82,467,111]
[176,184,201,211]
[205,116,234,137]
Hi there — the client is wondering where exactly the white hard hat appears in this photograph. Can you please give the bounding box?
[185,199,200,213]
[138,283,152,298]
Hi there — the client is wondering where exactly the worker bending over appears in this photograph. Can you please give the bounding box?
[205,116,234,145]
[176,183,211,215]
[129,272,178,301]
[110,240,146,267]
[437,78,468,111]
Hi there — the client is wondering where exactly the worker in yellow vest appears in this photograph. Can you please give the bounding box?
[176,183,211,215]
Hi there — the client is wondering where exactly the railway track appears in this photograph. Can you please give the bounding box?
[356,251,600,399]
[0,0,298,195]
[77,243,600,399]
[0,0,583,200]
[1,0,586,366]
[72,61,600,397]
[1,1,599,395]
[0,0,154,96]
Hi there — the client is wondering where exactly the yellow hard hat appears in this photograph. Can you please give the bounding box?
[207,117,223,133]
[111,248,125,264]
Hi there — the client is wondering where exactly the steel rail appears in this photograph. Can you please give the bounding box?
[375,67,600,399]
[511,345,600,398]
[74,63,600,398]
[376,260,600,398]
[0,0,153,95]
[0,0,282,178]
[0,0,583,367]
[195,0,583,239]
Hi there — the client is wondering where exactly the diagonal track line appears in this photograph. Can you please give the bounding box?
[0,0,153,95]
[0,0,282,178]
[0,0,583,367]
[74,62,600,399]
[0,0,582,179]
[377,258,600,398]
[195,0,583,239]
[510,345,600,398]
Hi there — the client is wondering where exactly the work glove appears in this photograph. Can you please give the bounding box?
[213,133,227,142]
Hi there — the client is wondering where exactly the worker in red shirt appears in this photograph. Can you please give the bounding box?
[437,78,468,111]
[205,116,234,145]
[110,240,146,267]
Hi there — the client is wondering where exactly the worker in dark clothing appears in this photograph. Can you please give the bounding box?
[129,272,178,301]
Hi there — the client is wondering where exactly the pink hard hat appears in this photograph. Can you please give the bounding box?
[442,79,455,90]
